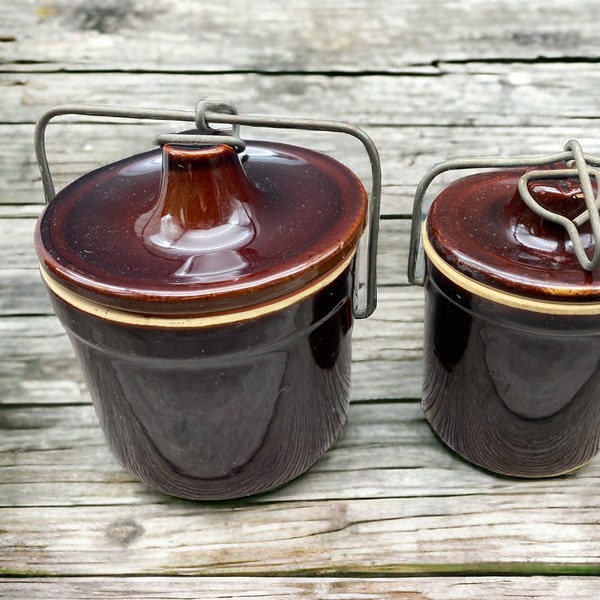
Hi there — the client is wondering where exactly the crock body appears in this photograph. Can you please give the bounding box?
[46,263,354,500]
[423,260,600,478]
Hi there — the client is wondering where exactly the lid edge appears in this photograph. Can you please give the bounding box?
[424,223,600,314]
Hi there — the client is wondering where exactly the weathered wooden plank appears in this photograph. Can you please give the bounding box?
[1,345,599,577]
[3,116,599,216]
[0,218,38,268]
[2,400,599,507]
[2,488,600,575]
[1,576,600,599]
[0,286,424,405]
[1,401,600,575]
[0,269,51,316]
[6,65,600,127]
[2,0,599,72]
[0,402,450,507]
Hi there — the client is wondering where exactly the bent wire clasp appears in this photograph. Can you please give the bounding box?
[408,139,600,285]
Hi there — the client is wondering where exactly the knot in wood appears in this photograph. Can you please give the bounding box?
[105,518,144,546]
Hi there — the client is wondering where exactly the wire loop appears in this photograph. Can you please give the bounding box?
[34,99,380,318]
[409,140,600,284]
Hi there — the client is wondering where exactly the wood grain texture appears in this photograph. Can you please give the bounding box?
[2,0,599,72]
[2,577,600,599]
[2,401,600,575]
[6,66,600,126]
[2,0,600,593]
[2,400,599,505]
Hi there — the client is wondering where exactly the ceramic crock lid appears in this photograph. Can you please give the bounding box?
[413,141,600,302]
[35,137,368,315]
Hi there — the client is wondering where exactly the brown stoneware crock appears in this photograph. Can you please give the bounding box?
[33,100,380,500]
[409,140,600,478]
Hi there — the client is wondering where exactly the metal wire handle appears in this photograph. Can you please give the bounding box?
[408,139,600,286]
[34,99,381,318]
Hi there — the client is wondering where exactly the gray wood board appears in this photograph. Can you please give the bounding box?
[2,401,599,575]
[1,576,600,599]
[2,0,599,72]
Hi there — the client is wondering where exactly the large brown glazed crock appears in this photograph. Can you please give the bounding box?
[33,104,377,500]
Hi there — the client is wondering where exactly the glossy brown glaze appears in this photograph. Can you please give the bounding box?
[47,264,354,500]
[134,144,260,285]
[423,262,600,477]
[35,140,367,314]
[427,165,600,300]
[34,136,367,500]
[423,164,600,477]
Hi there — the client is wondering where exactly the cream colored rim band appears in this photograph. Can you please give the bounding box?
[40,254,354,328]
[422,221,600,315]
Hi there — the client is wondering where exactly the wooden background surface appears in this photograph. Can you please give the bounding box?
[2,0,600,597]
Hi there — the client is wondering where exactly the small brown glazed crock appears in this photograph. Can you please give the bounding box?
[409,141,600,478]
[33,101,380,500]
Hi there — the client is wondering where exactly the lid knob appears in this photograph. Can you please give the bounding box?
[135,143,259,282]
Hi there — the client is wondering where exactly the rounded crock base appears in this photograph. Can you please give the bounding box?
[423,418,597,480]
[422,263,600,479]
[46,267,354,501]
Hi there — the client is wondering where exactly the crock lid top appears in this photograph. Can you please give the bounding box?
[35,139,367,314]
[426,163,600,300]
